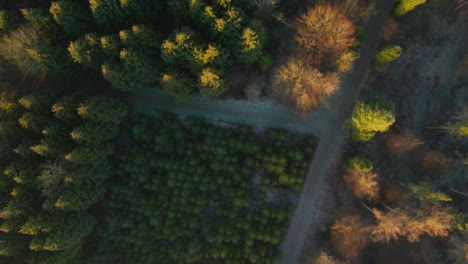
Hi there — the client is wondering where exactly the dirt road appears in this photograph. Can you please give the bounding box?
[130,0,393,262]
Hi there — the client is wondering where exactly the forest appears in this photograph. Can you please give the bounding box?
[0,0,466,264]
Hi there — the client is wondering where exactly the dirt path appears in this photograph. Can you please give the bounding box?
[278,1,393,263]
[130,0,392,262]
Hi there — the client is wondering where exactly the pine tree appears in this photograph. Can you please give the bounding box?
[68,33,104,69]
[77,97,128,124]
[49,1,94,36]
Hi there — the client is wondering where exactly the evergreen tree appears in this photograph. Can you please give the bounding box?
[49,1,94,36]
[77,97,128,124]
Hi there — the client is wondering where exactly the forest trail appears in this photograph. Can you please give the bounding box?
[278,0,393,263]
[130,0,393,263]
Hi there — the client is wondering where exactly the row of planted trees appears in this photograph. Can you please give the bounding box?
[0,88,127,263]
[0,0,273,99]
[88,115,315,264]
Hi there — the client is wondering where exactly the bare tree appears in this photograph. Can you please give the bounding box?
[344,168,380,199]
[274,58,339,112]
[371,209,409,243]
[295,4,355,66]
[383,131,423,154]
[330,215,370,258]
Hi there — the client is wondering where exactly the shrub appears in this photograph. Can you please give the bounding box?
[375,45,402,64]
[347,156,373,172]
[295,4,355,64]
[394,0,426,17]
[274,58,339,112]
[350,100,396,141]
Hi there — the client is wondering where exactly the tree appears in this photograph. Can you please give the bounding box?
[68,33,104,69]
[0,234,28,256]
[375,45,402,64]
[344,168,380,199]
[308,251,345,264]
[394,0,426,17]
[0,10,18,31]
[295,4,355,65]
[336,50,357,72]
[65,143,114,165]
[347,156,373,173]
[405,208,453,242]
[238,20,267,64]
[274,58,339,112]
[70,123,119,144]
[330,215,370,258]
[199,68,227,97]
[383,131,423,154]
[77,97,128,124]
[51,95,82,121]
[49,1,94,36]
[409,182,452,206]
[371,208,409,243]
[89,0,126,30]
[444,121,468,137]
[350,100,396,141]
[161,72,196,101]
[0,9,75,78]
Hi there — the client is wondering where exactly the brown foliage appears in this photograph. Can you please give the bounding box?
[330,215,370,258]
[383,19,399,42]
[308,251,345,264]
[383,131,423,154]
[406,208,453,242]
[418,149,454,173]
[295,4,355,65]
[370,207,453,243]
[274,58,339,112]
[371,209,410,243]
[344,168,380,199]
[323,0,376,22]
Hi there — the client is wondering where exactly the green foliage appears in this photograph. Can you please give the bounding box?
[70,123,119,143]
[92,116,315,263]
[446,122,468,137]
[0,10,19,31]
[68,33,104,69]
[65,143,114,164]
[89,0,126,30]
[199,67,227,97]
[375,45,402,64]
[409,182,452,206]
[394,0,426,17]
[351,100,396,141]
[77,97,128,124]
[0,90,126,263]
[100,34,120,58]
[0,9,75,78]
[347,156,373,173]
[0,234,28,256]
[161,72,197,101]
[50,1,94,36]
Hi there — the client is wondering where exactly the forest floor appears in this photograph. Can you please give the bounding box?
[129,0,393,263]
